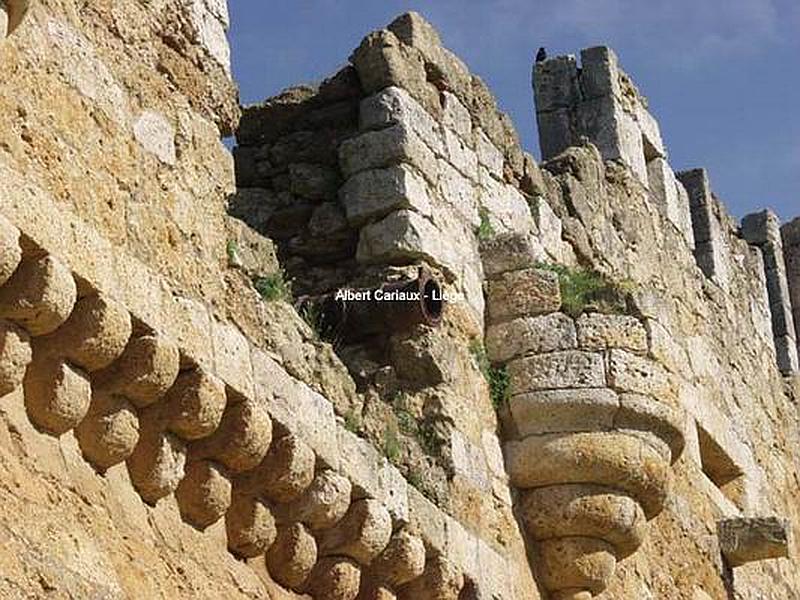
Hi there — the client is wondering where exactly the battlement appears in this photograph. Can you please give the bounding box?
[1,6,799,600]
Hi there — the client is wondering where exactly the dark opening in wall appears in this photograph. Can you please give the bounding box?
[697,423,745,509]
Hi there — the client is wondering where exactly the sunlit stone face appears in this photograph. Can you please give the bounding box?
[0,2,9,39]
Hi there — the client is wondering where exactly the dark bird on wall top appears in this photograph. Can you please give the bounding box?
[536,47,547,62]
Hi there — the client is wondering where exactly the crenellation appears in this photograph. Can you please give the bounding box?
[741,209,799,373]
[781,217,800,360]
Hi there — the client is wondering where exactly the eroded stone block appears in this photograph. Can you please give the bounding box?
[507,351,605,394]
[162,368,226,441]
[226,493,277,558]
[718,517,791,567]
[0,320,31,397]
[486,268,561,324]
[75,392,139,470]
[576,313,648,354]
[24,355,91,436]
[175,459,232,530]
[341,164,432,226]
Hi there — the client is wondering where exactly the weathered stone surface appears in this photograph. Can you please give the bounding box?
[126,410,187,504]
[486,268,561,324]
[538,536,616,596]
[296,469,353,531]
[486,312,577,364]
[236,432,315,504]
[479,233,545,279]
[0,320,31,396]
[576,313,648,354]
[44,293,131,372]
[0,215,22,287]
[0,255,77,336]
[507,387,618,436]
[533,55,580,113]
[162,368,226,441]
[369,530,426,588]
[319,498,392,564]
[617,393,685,463]
[133,111,176,165]
[175,459,232,530]
[226,494,277,558]
[718,517,791,567]
[356,209,452,273]
[305,557,361,600]
[399,553,464,599]
[508,351,606,394]
[647,158,694,248]
[606,349,671,398]
[360,86,444,155]
[505,431,669,518]
[75,392,139,470]
[289,162,340,200]
[24,355,91,436]
[266,522,318,590]
[578,46,620,100]
[340,123,438,185]
[521,484,647,558]
[341,164,432,226]
[101,335,180,408]
[190,398,272,473]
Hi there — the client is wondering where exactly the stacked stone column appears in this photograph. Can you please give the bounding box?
[482,234,685,599]
[781,217,800,366]
[742,210,799,374]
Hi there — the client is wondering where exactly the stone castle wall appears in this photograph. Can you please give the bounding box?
[0,4,799,600]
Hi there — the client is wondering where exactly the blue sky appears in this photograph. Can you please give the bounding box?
[228,1,799,222]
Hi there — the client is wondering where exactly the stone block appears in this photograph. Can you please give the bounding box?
[175,459,232,530]
[318,498,392,564]
[579,46,620,100]
[507,388,619,436]
[486,267,561,324]
[100,334,180,408]
[162,368,226,441]
[647,158,694,248]
[226,494,277,558]
[23,354,91,436]
[295,470,353,532]
[577,96,647,185]
[212,320,254,399]
[606,349,671,398]
[399,554,464,599]
[236,432,315,504]
[0,255,77,336]
[444,128,478,179]
[486,312,577,364]
[507,351,606,394]
[741,210,782,247]
[442,91,472,141]
[478,172,536,236]
[535,108,573,161]
[350,29,436,111]
[636,105,665,160]
[288,163,340,200]
[475,129,504,179]
[775,335,800,374]
[368,531,426,588]
[44,293,132,372]
[356,209,453,274]
[406,485,447,553]
[304,558,361,599]
[479,233,545,279]
[450,429,490,491]
[533,55,580,112]
[266,523,318,590]
[190,398,273,473]
[340,164,432,226]
[339,123,438,184]
[617,393,685,463]
[718,517,791,567]
[75,392,139,470]
[576,313,648,354]
[126,410,187,504]
[360,86,444,155]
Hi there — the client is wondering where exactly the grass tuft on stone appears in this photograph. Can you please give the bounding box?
[535,262,633,317]
[253,272,292,302]
[469,339,511,409]
[476,207,496,240]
